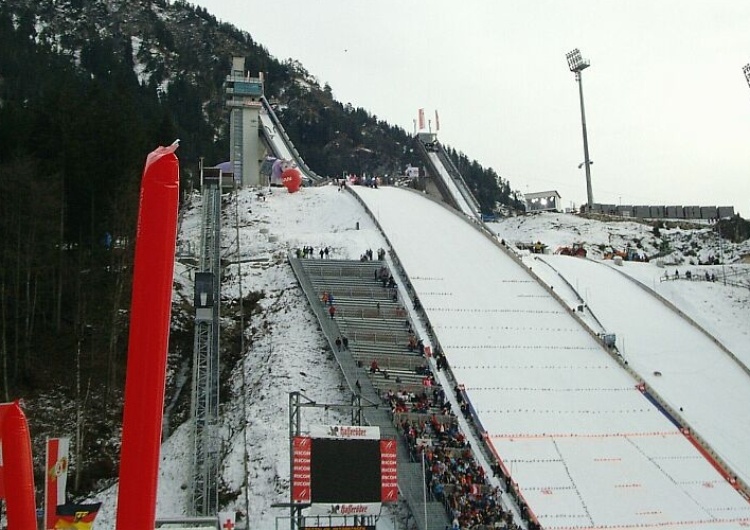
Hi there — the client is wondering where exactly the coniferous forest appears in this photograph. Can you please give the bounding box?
[0,0,523,497]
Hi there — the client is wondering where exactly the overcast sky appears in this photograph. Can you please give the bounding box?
[193,0,750,214]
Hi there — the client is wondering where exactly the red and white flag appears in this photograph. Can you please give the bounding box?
[45,437,70,530]
[418,108,425,130]
[218,511,236,530]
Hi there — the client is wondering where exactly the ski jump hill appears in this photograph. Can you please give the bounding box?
[351,186,750,530]
[258,102,750,528]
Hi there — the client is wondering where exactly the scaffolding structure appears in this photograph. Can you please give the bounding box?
[190,170,222,515]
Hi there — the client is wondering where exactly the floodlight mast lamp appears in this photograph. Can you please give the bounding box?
[567,48,594,209]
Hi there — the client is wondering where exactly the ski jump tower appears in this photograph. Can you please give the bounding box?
[226,56,264,188]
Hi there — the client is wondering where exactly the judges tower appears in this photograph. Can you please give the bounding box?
[226,56,263,187]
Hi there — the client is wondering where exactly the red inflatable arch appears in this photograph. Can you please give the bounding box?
[116,143,180,530]
[0,401,37,530]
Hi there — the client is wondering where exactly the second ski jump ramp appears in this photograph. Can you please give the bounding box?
[353,185,750,530]
[535,255,750,487]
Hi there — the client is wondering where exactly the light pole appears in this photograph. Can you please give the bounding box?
[567,48,594,209]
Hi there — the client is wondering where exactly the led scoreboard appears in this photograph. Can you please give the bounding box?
[292,425,398,516]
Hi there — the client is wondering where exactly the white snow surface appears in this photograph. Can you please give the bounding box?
[353,187,750,529]
[90,187,750,529]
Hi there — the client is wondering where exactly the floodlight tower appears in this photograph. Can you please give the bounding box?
[566,48,594,208]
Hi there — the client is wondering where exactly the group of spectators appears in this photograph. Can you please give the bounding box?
[296,245,332,259]
[670,269,719,282]
[397,415,524,530]
[375,265,397,289]
[386,385,449,415]
[359,247,387,261]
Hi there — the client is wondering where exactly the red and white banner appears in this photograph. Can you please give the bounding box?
[45,437,70,530]
[218,511,236,530]
[291,436,311,503]
[418,108,425,130]
[309,424,380,440]
[380,439,398,503]
[435,110,440,131]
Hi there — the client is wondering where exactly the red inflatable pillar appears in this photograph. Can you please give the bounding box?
[1,401,37,530]
[116,143,179,530]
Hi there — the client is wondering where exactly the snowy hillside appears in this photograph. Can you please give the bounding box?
[91,184,408,529]
[492,211,750,265]
[491,211,750,367]
[89,189,750,529]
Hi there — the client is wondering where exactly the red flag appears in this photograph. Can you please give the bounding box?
[418,108,425,130]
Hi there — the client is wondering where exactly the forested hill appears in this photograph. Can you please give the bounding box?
[0,0,522,497]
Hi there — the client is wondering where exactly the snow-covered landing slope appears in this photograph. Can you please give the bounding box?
[533,255,750,487]
[355,186,750,530]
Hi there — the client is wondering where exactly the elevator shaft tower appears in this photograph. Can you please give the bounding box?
[226,56,264,188]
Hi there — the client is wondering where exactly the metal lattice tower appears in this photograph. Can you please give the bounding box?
[190,174,222,515]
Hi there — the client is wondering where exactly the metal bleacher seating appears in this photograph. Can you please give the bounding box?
[290,255,450,530]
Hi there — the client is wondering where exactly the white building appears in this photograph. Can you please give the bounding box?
[524,190,561,212]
